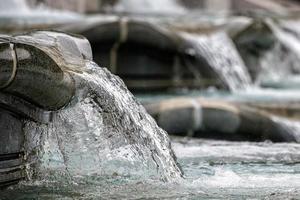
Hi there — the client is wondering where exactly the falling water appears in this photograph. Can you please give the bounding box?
[256,42,299,83]
[271,20,300,62]
[181,31,252,91]
[22,61,182,182]
[247,20,300,85]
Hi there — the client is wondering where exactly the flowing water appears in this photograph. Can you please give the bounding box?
[2,137,300,199]
[250,19,300,85]
[21,61,181,182]
[2,1,300,199]
[0,61,184,199]
[181,31,252,91]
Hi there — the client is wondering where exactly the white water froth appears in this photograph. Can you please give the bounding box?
[173,138,300,189]
[254,19,300,84]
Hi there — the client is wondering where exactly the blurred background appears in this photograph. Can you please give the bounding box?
[25,0,300,14]
[2,0,300,141]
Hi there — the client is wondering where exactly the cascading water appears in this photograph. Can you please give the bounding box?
[266,20,300,74]
[22,61,182,182]
[2,2,300,198]
[181,31,252,91]
[235,19,300,85]
[256,42,299,84]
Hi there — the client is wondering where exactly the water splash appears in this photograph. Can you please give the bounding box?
[173,137,300,193]
[22,61,182,182]
[181,31,252,91]
[256,42,298,84]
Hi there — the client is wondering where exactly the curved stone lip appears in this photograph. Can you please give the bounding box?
[4,30,93,73]
[70,17,183,51]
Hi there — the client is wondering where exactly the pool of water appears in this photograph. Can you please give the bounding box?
[1,136,300,199]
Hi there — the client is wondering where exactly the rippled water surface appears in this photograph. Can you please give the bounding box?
[2,137,300,199]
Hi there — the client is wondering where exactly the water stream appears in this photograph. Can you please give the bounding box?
[181,31,252,91]
[21,61,182,183]
[1,1,300,199]
[2,137,300,199]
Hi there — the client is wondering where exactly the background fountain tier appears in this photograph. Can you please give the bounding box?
[144,97,300,142]
[69,18,251,91]
[3,1,300,92]
[233,18,300,85]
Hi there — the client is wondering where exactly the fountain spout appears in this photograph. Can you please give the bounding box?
[0,31,92,187]
[0,31,94,110]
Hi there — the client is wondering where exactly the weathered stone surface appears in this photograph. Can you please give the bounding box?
[145,97,298,142]
[0,108,24,188]
[0,31,94,110]
[0,31,92,188]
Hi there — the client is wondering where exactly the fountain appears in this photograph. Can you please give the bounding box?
[0,31,182,188]
[2,1,300,198]
[70,17,252,91]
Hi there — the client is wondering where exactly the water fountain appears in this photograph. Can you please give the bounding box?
[0,31,182,188]
[69,17,252,92]
[1,1,300,199]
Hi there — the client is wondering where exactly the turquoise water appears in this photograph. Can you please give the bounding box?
[2,137,300,199]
